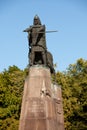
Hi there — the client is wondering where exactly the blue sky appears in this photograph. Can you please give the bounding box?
[0,0,87,72]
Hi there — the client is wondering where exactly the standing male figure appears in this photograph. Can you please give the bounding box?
[23,15,47,65]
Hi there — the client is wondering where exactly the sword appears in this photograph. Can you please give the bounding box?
[39,30,58,33]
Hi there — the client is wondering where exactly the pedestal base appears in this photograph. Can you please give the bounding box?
[19,66,64,130]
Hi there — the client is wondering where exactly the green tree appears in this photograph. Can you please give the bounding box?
[55,58,87,130]
[0,65,26,130]
[66,58,87,130]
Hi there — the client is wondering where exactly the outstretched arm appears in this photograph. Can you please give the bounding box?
[23,26,32,32]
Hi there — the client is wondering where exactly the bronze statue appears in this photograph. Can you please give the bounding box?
[23,15,55,73]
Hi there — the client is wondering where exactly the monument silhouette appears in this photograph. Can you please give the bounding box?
[19,15,64,130]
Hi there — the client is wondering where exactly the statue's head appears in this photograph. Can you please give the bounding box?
[33,15,41,25]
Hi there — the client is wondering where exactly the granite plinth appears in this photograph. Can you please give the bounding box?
[19,66,64,130]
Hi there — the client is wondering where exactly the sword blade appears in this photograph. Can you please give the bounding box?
[38,30,58,33]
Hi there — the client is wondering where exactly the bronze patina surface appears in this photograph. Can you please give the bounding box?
[23,15,55,73]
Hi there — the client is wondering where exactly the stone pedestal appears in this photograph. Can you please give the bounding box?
[19,66,64,130]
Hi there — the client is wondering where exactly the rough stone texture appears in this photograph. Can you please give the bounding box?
[19,66,64,130]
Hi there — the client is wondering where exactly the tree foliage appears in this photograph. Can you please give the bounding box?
[54,58,87,130]
[0,59,87,129]
[0,65,27,130]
